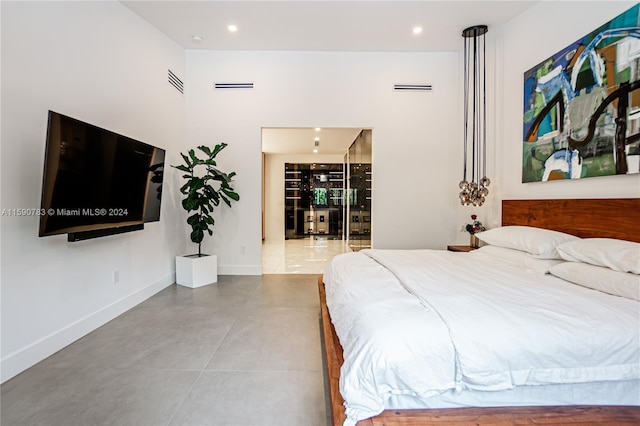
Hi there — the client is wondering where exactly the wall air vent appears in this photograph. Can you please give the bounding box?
[168,69,184,94]
[393,84,432,91]
[214,83,254,89]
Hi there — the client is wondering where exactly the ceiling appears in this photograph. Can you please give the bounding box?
[120,1,537,53]
[120,0,537,155]
[262,127,363,155]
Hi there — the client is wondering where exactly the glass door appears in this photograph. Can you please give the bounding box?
[346,130,372,251]
[284,163,344,240]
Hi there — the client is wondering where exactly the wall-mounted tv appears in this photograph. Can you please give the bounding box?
[39,111,166,241]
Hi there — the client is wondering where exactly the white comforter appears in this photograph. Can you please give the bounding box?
[323,249,640,425]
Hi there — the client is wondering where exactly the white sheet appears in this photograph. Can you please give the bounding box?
[323,249,640,425]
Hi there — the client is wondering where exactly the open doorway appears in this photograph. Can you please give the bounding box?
[261,127,372,274]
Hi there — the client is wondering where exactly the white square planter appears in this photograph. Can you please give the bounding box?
[176,254,217,288]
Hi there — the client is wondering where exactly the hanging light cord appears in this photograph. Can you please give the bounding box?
[459,25,490,207]
[472,32,478,185]
[482,31,487,182]
[463,35,469,182]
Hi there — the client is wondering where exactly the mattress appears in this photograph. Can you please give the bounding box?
[323,249,640,426]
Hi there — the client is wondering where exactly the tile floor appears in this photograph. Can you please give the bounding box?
[261,236,352,274]
[1,275,332,426]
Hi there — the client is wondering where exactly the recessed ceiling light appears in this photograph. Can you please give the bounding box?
[228,24,238,32]
[315,127,321,131]
[314,137,320,141]
[413,26,423,35]
[192,35,203,42]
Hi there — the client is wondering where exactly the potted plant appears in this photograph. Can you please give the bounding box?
[173,143,239,287]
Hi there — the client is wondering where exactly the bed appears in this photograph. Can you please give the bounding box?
[319,198,640,426]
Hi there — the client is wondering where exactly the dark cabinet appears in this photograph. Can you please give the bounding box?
[284,163,344,239]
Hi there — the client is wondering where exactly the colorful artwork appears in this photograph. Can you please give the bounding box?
[522,4,640,182]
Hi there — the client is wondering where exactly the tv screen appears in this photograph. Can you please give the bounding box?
[39,111,165,239]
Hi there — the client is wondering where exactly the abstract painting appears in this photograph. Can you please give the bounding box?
[522,4,640,182]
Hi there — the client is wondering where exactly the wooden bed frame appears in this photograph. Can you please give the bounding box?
[501,198,640,243]
[319,198,640,425]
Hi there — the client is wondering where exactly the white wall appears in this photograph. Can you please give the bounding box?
[185,50,463,258]
[494,1,640,211]
[1,1,185,382]
[264,153,345,241]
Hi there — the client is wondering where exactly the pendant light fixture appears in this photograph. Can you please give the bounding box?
[459,25,490,206]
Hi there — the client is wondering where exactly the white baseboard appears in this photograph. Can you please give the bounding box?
[0,273,175,384]
[218,264,263,275]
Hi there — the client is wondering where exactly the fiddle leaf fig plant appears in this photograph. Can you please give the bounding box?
[173,143,239,257]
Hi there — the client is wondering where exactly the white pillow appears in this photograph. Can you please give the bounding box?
[470,245,565,275]
[549,262,640,301]
[475,226,579,259]
[556,238,640,274]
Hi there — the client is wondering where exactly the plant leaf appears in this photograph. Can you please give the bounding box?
[190,229,204,244]
[173,165,190,172]
[180,152,191,167]
[187,214,200,226]
[211,142,227,158]
[183,198,197,211]
[198,145,212,156]
[190,177,204,191]
[188,149,199,164]
[222,188,240,201]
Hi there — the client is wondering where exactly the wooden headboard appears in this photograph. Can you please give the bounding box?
[502,198,640,243]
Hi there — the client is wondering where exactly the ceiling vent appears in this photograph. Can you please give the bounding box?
[393,84,432,92]
[168,69,184,94]
[214,82,254,89]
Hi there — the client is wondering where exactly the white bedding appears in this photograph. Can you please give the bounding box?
[323,249,640,425]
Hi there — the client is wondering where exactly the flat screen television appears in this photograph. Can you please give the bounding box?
[39,111,166,241]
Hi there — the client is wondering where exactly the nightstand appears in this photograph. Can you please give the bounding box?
[447,245,476,253]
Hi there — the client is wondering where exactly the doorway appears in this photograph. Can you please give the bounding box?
[261,127,372,273]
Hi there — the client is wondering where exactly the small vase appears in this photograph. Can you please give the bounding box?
[470,234,479,249]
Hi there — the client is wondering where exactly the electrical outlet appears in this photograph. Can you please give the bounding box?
[113,270,120,284]
[240,245,246,254]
